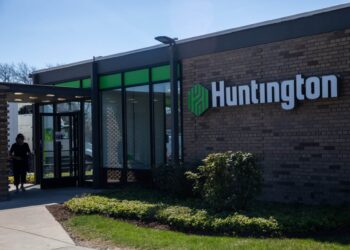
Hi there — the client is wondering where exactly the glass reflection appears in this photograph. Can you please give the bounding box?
[126,85,150,169]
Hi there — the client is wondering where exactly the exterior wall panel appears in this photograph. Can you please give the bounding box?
[182,29,350,204]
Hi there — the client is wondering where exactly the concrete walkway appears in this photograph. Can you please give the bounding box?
[0,184,99,250]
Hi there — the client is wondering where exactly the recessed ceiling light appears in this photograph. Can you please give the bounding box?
[75,96,84,99]
[29,96,38,100]
[46,94,55,97]
[14,92,23,95]
[42,100,50,103]
[57,98,66,101]
[14,98,22,102]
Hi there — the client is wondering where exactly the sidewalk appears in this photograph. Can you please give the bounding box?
[0,184,98,250]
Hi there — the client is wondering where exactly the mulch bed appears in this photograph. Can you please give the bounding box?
[46,204,73,222]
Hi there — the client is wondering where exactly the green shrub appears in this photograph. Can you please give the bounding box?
[156,205,213,232]
[212,214,280,236]
[66,195,158,220]
[152,164,196,197]
[65,195,280,236]
[186,151,262,211]
[8,173,35,184]
[65,188,350,237]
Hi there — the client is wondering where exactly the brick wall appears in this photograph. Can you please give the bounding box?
[182,29,350,204]
[0,94,8,201]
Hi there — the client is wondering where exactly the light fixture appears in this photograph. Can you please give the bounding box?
[46,94,55,97]
[154,36,178,45]
[29,96,38,100]
[57,98,66,101]
[14,92,23,95]
[75,96,84,99]
[14,98,22,102]
[42,100,50,103]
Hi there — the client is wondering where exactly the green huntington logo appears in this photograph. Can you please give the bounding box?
[187,84,209,116]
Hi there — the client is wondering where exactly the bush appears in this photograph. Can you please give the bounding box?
[66,195,158,220]
[65,195,280,236]
[186,151,262,211]
[8,172,35,184]
[152,164,196,197]
[65,190,350,237]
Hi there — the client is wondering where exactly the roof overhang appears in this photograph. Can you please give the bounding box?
[0,82,91,103]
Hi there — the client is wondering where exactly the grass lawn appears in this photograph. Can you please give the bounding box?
[65,214,350,250]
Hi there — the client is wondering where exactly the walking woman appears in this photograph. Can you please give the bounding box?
[9,134,31,192]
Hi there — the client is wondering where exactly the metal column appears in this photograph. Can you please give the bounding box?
[169,45,179,165]
[91,58,101,187]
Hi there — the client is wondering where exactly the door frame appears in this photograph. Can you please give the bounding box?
[39,111,84,188]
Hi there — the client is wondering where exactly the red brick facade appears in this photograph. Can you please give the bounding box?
[182,29,350,204]
[0,94,8,201]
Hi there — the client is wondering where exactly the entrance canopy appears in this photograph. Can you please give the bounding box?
[0,82,91,103]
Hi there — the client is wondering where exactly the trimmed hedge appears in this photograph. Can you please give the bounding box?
[8,173,35,184]
[66,195,279,236]
[65,191,350,237]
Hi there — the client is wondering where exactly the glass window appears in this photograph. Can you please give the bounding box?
[151,65,170,82]
[153,81,182,165]
[57,102,81,113]
[99,74,122,90]
[82,78,91,89]
[98,67,182,173]
[58,115,76,178]
[153,82,171,167]
[39,104,53,113]
[124,69,149,86]
[126,85,150,169]
[41,115,54,178]
[84,101,93,179]
[55,80,80,88]
[101,89,123,168]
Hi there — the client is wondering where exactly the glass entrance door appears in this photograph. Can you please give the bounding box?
[57,114,78,178]
[40,112,82,188]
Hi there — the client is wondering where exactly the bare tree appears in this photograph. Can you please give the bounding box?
[13,62,36,84]
[0,62,36,84]
[0,63,15,82]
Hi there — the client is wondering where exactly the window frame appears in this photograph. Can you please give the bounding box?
[99,63,183,176]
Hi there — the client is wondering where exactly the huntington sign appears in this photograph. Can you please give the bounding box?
[188,74,338,116]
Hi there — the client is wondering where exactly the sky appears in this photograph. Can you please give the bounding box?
[0,0,349,70]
